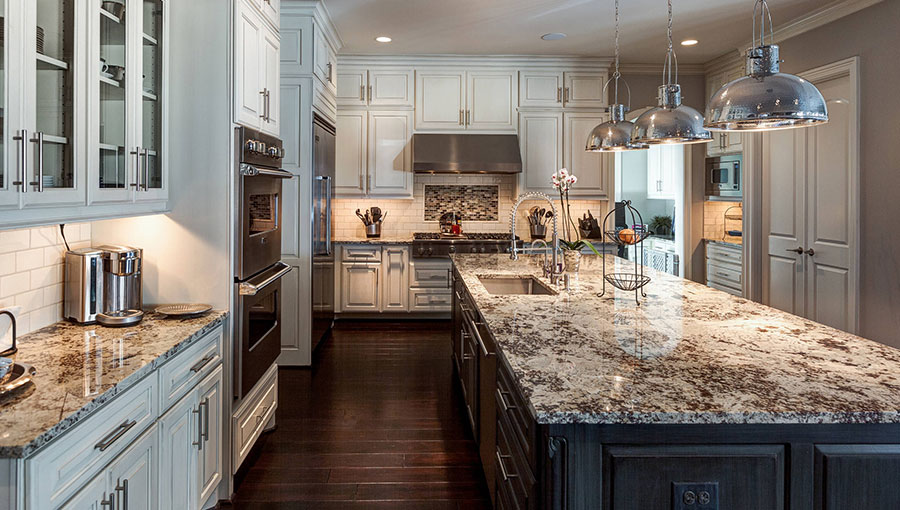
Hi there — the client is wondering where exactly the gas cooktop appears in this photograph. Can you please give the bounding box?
[412,232,521,257]
[413,232,516,241]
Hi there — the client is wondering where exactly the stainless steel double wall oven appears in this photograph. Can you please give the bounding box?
[234,127,292,404]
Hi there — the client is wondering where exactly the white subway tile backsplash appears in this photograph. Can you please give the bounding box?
[0,223,91,336]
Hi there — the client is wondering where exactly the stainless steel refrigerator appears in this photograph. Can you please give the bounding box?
[311,114,335,351]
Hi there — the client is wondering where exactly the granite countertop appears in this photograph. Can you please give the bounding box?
[451,254,900,425]
[0,311,227,458]
[334,236,412,244]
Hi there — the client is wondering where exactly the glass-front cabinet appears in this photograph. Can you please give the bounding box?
[0,0,167,225]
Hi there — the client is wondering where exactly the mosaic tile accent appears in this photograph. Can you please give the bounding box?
[424,185,499,221]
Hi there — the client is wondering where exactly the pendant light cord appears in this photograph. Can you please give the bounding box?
[662,0,678,86]
[612,0,620,104]
[752,0,775,48]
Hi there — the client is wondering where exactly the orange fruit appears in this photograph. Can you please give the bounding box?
[618,228,637,245]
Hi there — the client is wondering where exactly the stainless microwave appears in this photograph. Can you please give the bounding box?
[706,154,742,200]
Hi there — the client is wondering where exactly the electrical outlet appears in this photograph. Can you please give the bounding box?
[672,482,719,510]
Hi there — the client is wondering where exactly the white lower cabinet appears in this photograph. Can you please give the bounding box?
[341,263,381,311]
[20,325,225,510]
[382,246,410,311]
[158,365,224,510]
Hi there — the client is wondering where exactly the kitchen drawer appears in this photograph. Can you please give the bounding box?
[496,353,537,472]
[709,280,742,297]
[409,258,452,288]
[158,326,223,413]
[26,373,158,510]
[707,242,743,267]
[233,363,278,472]
[341,245,382,262]
[409,289,452,311]
[605,445,785,510]
[707,261,742,288]
[496,403,536,510]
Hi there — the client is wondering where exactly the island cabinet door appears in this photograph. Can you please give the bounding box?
[814,445,900,510]
[603,445,785,510]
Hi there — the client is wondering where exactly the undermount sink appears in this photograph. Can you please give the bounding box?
[478,275,557,295]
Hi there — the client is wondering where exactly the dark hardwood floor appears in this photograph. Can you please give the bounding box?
[227,320,492,509]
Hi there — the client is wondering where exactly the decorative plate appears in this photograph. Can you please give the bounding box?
[155,303,212,317]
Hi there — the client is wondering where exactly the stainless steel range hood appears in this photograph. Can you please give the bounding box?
[412,133,522,174]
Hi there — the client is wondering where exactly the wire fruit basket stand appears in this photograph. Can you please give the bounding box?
[598,200,652,304]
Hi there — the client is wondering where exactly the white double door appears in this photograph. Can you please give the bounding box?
[762,60,858,333]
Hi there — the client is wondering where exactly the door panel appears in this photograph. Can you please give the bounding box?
[564,72,606,108]
[336,68,366,106]
[335,110,366,195]
[520,112,562,192]
[197,367,223,507]
[340,263,379,311]
[519,71,563,108]
[467,71,515,131]
[367,110,412,196]
[158,391,196,510]
[564,112,608,197]
[415,71,464,130]
[107,427,157,510]
[236,4,262,128]
[369,69,414,107]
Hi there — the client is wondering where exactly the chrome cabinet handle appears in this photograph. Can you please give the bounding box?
[115,478,128,510]
[360,85,365,101]
[786,247,804,254]
[95,420,137,451]
[28,132,44,192]
[192,404,203,450]
[190,353,215,373]
[459,110,464,125]
[368,85,372,101]
[557,87,562,103]
[466,110,470,126]
[358,173,363,191]
[805,248,815,256]
[326,62,333,83]
[239,261,291,295]
[446,268,451,288]
[142,149,150,191]
[496,450,518,481]
[564,87,570,103]
[12,129,27,192]
[101,492,115,510]
[201,397,210,442]
[130,147,141,189]
[259,89,267,119]
[367,173,372,191]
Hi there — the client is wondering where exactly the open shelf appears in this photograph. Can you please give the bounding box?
[99,143,124,152]
[142,33,158,46]
[142,90,158,101]
[36,53,68,71]
[42,134,69,145]
[100,75,122,88]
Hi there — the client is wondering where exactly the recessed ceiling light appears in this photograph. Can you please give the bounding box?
[681,39,698,46]
[541,33,567,41]
[375,36,392,43]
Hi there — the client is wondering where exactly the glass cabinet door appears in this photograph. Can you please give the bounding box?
[0,0,12,207]
[91,0,132,202]
[138,0,164,199]
[25,0,81,204]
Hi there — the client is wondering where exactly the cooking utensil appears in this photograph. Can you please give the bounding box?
[366,223,382,238]
[155,303,212,317]
[371,207,382,223]
[378,211,388,223]
[356,209,369,225]
[365,209,372,225]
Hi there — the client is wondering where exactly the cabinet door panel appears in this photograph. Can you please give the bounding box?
[815,445,900,510]
[107,427,157,510]
[340,263,380,311]
[260,26,280,136]
[467,71,515,131]
[236,3,263,129]
[564,112,608,197]
[564,72,606,108]
[367,111,412,197]
[197,366,224,507]
[381,246,408,311]
[415,71,465,130]
[59,472,106,510]
[336,68,367,107]
[519,71,563,108]
[519,112,563,192]
[369,69,414,107]
[158,390,196,510]
[335,110,366,196]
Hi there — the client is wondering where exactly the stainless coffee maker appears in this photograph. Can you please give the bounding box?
[97,245,144,327]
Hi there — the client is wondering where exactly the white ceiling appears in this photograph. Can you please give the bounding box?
[323,0,825,64]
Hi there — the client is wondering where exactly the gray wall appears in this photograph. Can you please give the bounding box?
[772,0,900,347]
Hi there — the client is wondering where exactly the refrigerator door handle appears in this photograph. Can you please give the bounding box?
[323,175,332,255]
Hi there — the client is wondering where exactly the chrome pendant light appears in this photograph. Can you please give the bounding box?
[586,0,648,152]
[632,0,712,145]
[705,0,827,131]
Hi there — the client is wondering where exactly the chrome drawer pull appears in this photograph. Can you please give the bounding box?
[200,398,210,442]
[497,388,517,411]
[95,420,137,451]
[115,478,129,510]
[190,353,215,373]
[496,450,518,481]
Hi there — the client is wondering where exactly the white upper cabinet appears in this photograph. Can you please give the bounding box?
[646,144,680,199]
[259,0,279,29]
[415,69,515,131]
[235,0,279,135]
[563,72,607,108]
[337,68,414,108]
[519,111,563,192]
[519,71,564,108]
[706,65,743,156]
[466,71,516,131]
[335,110,367,195]
[367,110,413,196]
[415,70,466,130]
[313,25,336,94]
[563,112,609,197]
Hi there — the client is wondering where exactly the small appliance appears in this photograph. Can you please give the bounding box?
[706,154,742,200]
[97,245,144,327]
[64,248,105,324]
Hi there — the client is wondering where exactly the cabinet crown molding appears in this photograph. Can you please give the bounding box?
[338,54,613,71]
[282,0,343,50]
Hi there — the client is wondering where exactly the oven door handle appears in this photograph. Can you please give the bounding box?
[240,163,293,179]
[239,262,292,296]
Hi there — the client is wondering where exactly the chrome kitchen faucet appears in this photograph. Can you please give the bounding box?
[510,192,562,284]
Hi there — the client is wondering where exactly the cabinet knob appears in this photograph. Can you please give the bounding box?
[786,247,804,254]
[805,248,815,256]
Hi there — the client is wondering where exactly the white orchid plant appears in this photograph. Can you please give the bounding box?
[550,168,600,255]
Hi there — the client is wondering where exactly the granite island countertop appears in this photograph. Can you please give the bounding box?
[451,254,900,425]
[0,311,227,458]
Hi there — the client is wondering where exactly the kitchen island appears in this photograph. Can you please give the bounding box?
[450,254,900,510]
